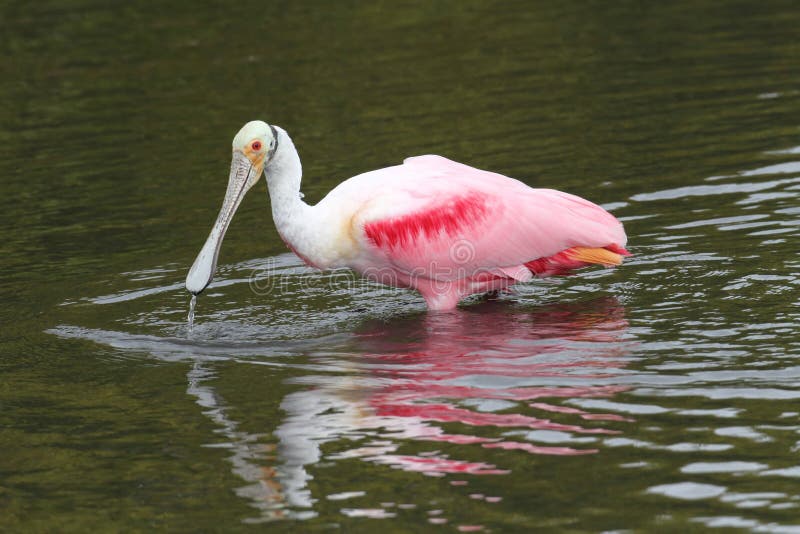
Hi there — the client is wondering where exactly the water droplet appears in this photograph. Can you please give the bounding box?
[188,295,197,331]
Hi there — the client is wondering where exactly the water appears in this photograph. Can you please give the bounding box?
[188,295,197,331]
[2,0,799,531]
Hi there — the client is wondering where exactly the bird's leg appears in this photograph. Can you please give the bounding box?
[416,280,463,311]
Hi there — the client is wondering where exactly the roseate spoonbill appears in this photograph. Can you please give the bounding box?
[186,120,629,310]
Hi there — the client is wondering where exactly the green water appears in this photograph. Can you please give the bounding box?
[2,1,799,531]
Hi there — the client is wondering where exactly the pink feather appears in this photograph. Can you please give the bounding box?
[319,155,629,309]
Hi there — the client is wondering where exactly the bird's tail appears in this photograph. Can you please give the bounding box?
[525,244,631,277]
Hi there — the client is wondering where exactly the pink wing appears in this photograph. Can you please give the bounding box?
[346,155,627,281]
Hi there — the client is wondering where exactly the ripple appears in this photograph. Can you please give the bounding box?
[605,437,732,453]
[721,492,787,503]
[693,516,800,532]
[715,427,773,443]
[568,399,669,415]
[340,508,396,519]
[328,491,367,501]
[768,146,800,155]
[761,467,800,478]
[742,161,800,177]
[631,177,800,201]
[647,482,727,500]
[635,388,800,400]
[681,461,767,474]
[665,214,768,229]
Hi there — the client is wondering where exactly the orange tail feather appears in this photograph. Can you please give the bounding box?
[565,246,624,267]
[525,245,630,277]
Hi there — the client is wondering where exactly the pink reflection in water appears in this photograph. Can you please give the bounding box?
[529,402,633,422]
[275,298,631,501]
[369,454,511,476]
[352,298,630,462]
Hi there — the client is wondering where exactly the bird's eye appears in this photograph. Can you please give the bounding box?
[251,141,262,151]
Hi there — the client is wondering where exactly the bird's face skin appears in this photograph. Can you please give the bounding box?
[185,121,277,295]
[232,119,277,180]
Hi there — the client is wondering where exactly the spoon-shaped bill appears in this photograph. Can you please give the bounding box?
[185,151,259,295]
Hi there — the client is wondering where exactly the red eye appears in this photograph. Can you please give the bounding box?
[251,141,262,151]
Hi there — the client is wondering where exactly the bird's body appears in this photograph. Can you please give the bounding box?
[186,121,629,310]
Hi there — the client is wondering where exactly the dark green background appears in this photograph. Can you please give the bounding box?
[1,1,799,531]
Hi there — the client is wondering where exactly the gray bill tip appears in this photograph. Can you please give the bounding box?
[185,235,220,295]
[185,264,212,295]
[185,278,208,296]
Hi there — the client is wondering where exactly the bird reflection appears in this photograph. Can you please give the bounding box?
[51,281,631,521]
[271,297,631,508]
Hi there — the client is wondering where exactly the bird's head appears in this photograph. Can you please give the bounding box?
[231,119,279,181]
[185,120,279,295]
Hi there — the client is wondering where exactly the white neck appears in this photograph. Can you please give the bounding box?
[266,127,307,221]
[265,127,337,268]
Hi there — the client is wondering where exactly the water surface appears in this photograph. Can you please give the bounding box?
[1,1,799,531]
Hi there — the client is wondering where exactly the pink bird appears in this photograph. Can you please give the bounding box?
[186,120,630,310]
